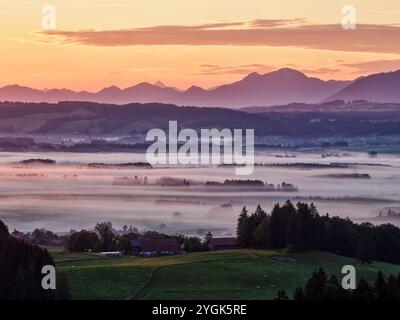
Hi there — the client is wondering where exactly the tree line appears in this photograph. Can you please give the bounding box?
[275,268,400,300]
[65,221,213,254]
[66,222,129,253]
[0,220,70,300]
[12,220,211,255]
[236,201,400,264]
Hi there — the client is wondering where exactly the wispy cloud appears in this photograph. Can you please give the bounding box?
[41,20,400,54]
[249,18,307,28]
[197,63,273,76]
[340,59,400,74]
[298,67,342,75]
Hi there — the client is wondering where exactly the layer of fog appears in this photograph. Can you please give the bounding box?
[0,150,399,235]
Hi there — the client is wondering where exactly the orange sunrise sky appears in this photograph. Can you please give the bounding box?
[1,0,400,91]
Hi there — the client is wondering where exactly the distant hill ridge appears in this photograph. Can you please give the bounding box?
[327,69,400,103]
[0,68,350,108]
[1,68,400,108]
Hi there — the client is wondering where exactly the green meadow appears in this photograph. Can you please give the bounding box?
[49,248,400,300]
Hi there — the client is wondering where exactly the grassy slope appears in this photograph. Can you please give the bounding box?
[50,248,400,300]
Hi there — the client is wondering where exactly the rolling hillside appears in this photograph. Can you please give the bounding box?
[1,101,400,139]
[51,248,400,300]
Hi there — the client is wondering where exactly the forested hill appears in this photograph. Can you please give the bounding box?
[0,101,399,138]
[0,220,68,300]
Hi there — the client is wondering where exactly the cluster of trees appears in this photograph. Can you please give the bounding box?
[66,230,100,252]
[65,221,213,254]
[237,201,400,264]
[31,228,59,244]
[66,222,132,253]
[276,268,400,300]
[206,179,265,187]
[0,220,69,300]
[12,224,138,249]
[11,228,67,246]
[180,232,213,252]
[19,158,56,165]
[156,176,191,187]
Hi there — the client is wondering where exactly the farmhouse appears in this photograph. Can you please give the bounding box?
[208,237,237,251]
[130,238,182,255]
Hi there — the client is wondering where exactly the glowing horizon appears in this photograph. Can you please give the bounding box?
[1,0,400,91]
